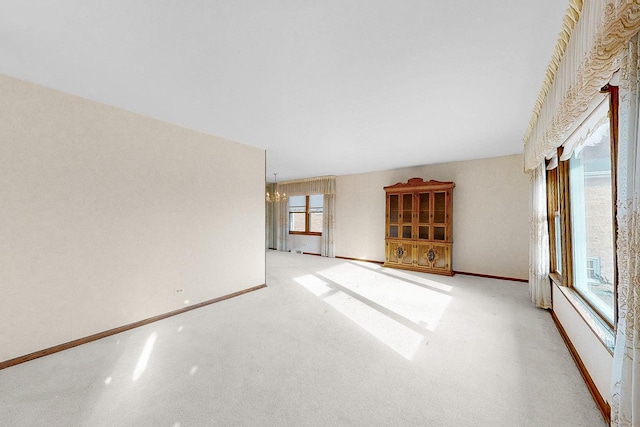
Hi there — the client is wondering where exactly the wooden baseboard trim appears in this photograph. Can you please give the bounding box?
[302,252,321,256]
[330,259,527,282]
[454,271,528,283]
[550,309,611,424]
[335,256,384,265]
[0,284,266,371]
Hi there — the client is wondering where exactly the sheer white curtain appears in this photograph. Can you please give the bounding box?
[611,34,640,427]
[275,199,289,252]
[321,193,335,257]
[274,176,336,257]
[529,164,552,308]
[265,183,277,249]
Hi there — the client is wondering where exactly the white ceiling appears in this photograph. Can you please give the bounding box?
[0,1,568,182]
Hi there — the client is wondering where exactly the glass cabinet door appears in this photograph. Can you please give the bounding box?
[417,192,430,240]
[388,194,399,238]
[401,193,413,239]
[433,191,447,241]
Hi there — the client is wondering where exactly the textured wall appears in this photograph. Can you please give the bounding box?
[336,155,529,279]
[0,75,265,362]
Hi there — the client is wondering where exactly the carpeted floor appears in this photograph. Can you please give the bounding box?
[0,251,606,426]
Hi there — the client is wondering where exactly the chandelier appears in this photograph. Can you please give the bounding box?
[266,173,287,203]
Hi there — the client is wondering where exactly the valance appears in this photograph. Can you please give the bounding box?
[523,0,640,171]
[276,175,336,196]
[559,95,609,161]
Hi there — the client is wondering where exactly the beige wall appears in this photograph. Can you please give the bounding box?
[0,75,265,363]
[552,285,612,403]
[288,234,322,254]
[336,155,529,279]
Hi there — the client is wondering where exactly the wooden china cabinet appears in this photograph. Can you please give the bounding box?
[383,178,455,276]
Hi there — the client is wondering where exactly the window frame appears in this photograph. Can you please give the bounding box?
[546,162,562,284]
[546,85,619,329]
[547,151,573,288]
[288,195,323,236]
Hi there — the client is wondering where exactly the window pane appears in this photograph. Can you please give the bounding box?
[546,166,563,275]
[289,212,306,232]
[569,126,614,324]
[554,214,562,274]
[309,213,323,233]
[289,195,306,213]
[309,194,323,212]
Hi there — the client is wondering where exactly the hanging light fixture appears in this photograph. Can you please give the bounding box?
[266,173,287,203]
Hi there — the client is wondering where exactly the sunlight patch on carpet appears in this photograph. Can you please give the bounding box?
[294,274,332,297]
[293,260,454,360]
[318,263,452,332]
[132,331,157,382]
[324,290,424,360]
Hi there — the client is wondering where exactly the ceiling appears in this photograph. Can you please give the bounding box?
[0,1,568,182]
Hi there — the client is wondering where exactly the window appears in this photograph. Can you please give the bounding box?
[546,164,563,278]
[546,88,618,327]
[289,195,323,235]
[568,123,616,324]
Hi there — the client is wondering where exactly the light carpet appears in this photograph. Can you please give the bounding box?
[0,251,606,426]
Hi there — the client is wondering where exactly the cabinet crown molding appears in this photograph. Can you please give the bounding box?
[384,178,455,191]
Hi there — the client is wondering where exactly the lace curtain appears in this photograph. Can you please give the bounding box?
[611,34,640,427]
[321,193,335,257]
[275,198,289,252]
[524,0,640,172]
[265,183,277,249]
[274,176,336,257]
[529,165,552,308]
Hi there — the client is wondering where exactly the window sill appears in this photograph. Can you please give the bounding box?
[289,232,322,236]
[554,283,615,354]
[549,271,563,287]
